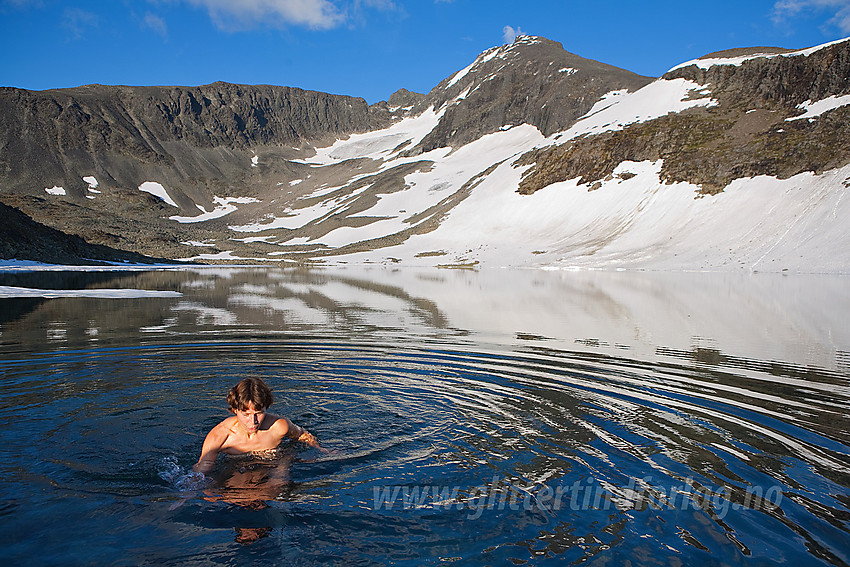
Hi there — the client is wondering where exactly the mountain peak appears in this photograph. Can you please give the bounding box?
[414,34,652,152]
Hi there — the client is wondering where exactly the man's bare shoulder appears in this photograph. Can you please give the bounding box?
[208,416,239,439]
[266,414,289,434]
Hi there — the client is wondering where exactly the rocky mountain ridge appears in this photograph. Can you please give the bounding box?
[0,82,390,201]
[517,37,850,195]
[1,35,849,271]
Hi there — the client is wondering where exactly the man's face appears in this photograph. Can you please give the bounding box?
[235,402,265,434]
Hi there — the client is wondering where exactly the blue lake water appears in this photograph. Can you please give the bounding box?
[0,266,848,566]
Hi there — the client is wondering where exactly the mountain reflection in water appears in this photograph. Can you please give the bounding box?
[0,267,847,566]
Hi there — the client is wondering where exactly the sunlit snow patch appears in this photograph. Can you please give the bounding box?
[297,107,443,165]
[668,37,850,72]
[0,286,182,299]
[139,181,178,207]
[553,79,716,141]
[177,250,289,263]
[251,155,259,167]
[45,186,65,196]
[310,124,547,248]
[231,235,277,243]
[786,94,850,121]
[170,196,260,223]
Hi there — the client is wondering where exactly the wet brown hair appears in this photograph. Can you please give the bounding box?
[227,377,274,412]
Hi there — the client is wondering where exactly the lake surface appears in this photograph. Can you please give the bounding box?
[0,266,848,566]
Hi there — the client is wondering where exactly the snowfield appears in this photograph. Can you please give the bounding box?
[139,181,178,207]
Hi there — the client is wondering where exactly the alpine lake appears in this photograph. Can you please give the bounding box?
[0,266,848,566]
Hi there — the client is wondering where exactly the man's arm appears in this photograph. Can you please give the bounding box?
[193,425,227,474]
[282,417,323,450]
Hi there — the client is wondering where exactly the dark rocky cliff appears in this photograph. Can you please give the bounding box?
[0,82,390,199]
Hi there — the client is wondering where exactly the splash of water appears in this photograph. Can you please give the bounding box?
[158,456,208,492]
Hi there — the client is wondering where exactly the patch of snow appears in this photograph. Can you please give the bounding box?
[558,67,577,75]
[446,61,476,89]
[295,106,443,165]
[274,237,314,246]
[313,125,546,248]
[231,188,347,232]
[786,94,850,121]
[580,90,630,119]
[83,176,99,189]
[454,86,472,102]
[289,179,303,186]
[176,250,290,263]
[251,155,259,167]
[668,36,850,72]
[553,79,716,141]
[170,196,260,223]
[45,186,65,196]
[231,235,277,243]
[139,181,178,207]
[0,286,181,299]
[446,44,506,89]
[181,240,217,247]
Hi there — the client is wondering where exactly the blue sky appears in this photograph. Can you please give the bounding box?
[2,0,849,103]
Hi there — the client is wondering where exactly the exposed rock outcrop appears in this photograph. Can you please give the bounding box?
[517,38,850,195]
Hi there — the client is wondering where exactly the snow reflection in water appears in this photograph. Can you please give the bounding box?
[0,267,847,565]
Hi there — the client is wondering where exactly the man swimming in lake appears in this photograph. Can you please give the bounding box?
[193,377,323,474]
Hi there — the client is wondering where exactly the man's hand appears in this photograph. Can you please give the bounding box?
[297,429,329,453]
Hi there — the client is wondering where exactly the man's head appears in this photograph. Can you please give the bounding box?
[227,377,274,413]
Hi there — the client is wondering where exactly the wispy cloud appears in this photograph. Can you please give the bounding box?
[144,12,168,37]
[502,25,522,44]
[184,0,346,30]
[773,0,850,33]
[62,7,98,39]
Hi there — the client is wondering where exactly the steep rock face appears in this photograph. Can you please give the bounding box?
[0,82,390,199]
[415,36,653,152]
[517,39,850,194]
[387,88,426,109]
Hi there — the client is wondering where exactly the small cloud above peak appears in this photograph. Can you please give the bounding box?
[503,24,523,44]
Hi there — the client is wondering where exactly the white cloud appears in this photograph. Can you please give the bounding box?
[185,0,345,30]
[503,25,522,44]
[773,0,850,33]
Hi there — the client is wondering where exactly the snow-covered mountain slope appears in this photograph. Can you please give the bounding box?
[2,35,849,272]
